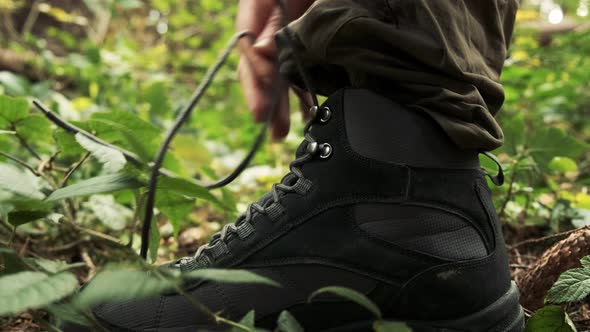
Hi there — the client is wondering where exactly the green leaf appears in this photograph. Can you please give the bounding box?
[47,303,90,327]
[8,210,48,227]
[87,111,160,160]
[308,286,382,319]
[277,311,304,332]
[74,269,176,309]
[524,306,577,332]
[14,114,52,142]
[183,269,281,287]
[529,127,586,171]
[373,321,413,332]
[28,258,86,274]
[549,156,578,174]
[0,71,30,96]
[498,113,525,156]
[83,195,133,231]
[141,81,171,116]
[0,271,78,316]
[0,164,45,199]
[546,267,590,303]
[155,191,194,237]
[47,173,142,201]
[231,310,257,332]
[0,248,27,276]
[75,133,126,173]
[158,177,222,206]
[581,256,590,268]
[0,95,28,126]
[54,129,85,157]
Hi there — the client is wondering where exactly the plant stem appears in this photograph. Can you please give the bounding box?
[12,127,42,160]
[61,152,91,187]
[0,151,41,176]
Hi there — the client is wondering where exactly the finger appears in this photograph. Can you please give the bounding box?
[253,6,282,59]
[240,45,277,87]
[239,57,271,123]
[236,0,274,35]
[291,86,314,121]
[271,84,290,140]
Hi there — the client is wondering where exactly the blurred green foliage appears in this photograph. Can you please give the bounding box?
[0,0,588,329]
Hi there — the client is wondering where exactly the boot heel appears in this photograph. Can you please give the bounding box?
[407,282,524,332]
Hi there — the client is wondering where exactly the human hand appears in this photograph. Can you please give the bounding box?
[236,0,314,139]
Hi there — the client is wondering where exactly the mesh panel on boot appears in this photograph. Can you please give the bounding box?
[355,204,487,260]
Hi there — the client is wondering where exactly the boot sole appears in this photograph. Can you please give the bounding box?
[322,282,524,332]
[65,282,524,332]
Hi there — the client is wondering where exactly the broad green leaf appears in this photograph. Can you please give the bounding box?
[86,111,160,158]
[183,269,280,287]
[0,271,78,316]
[277,311,304,332]
[155,191,194,237]
[47,303,90,326]
[0,95,28,126]
[54,129,85,157]
[83,195,133,231]
[524,306,577,332]
[0,248,27,276]
[308,286,382,319]
[373,321,413,332]
[529,127,586,171]
[74,269,176,309]
[141,81,171,116]
[47,173,142,201]
[0,164,45,199]
[158,177,222,207]
[581,256,590,268]
[0,72,30,96]
[75,133,126,173]
[8,210,48,227]
[498,113,525,156]
[13,114,52,142]
[546,267,590,303]
[549,157,578,174]
[28,258,86,274]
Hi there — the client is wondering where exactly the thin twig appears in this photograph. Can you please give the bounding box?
[139,31,252,259]
[0,151,41,176]
[61,152,91,187]
[13,129,42,160]
[508,226,589,250]
[21,2,40,37]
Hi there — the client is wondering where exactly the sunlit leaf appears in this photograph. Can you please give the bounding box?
[0,271,78,316]
[277,311,303,332]
[74,269,176,309]
[183,269,280,287]
[75,133,126,173]
[47,173,142,201]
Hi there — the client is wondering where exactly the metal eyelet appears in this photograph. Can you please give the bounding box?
[319,143,333,159]
[306,141,318,154]
[309,105,319,118]
[319,107,332,123]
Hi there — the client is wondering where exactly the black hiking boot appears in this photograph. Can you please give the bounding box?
[65,89,524,332]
